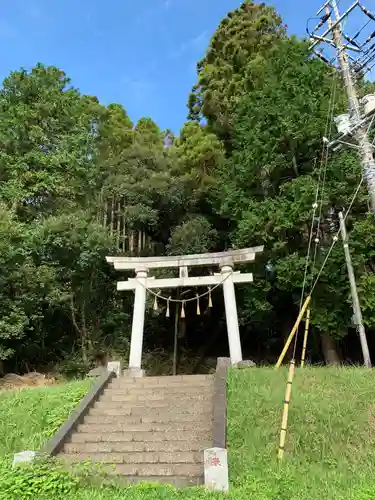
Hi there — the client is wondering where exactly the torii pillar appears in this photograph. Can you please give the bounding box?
[220,264,242,364]
[106,247,263,372]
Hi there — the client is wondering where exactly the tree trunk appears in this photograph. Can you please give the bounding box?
[320,332,341,365]
[70,295,87,363]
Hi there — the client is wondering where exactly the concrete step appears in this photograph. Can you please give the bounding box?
[111,375,213,387]
[81,415,212,432]
[80,420,212,432]
[62,451,202,464]
[70,430,211,444]
[84,415,142,425]
[85,412,212,424]
[64,439,211,454]
[60,456,203,480]
[105,386,214,397]
[113,463,203,477]
[116,476,203,487]
[100,393,213,403]
[93,400,213,412]
[88,408,212,422]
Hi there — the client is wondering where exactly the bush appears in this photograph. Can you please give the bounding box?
[0,458,79,500]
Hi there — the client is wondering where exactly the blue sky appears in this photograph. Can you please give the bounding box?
[1,0,369,133]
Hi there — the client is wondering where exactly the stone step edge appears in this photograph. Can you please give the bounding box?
[61,451,203,464]
[60,458,203,476]
[70,431,212,443]
[78,423,212,432]
[117,375,213,382]
[105,388,214,394]
[64,442,210,453]
[112,476,203,486]
[86,411,213,421]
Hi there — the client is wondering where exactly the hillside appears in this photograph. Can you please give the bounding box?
[1,368,375,499]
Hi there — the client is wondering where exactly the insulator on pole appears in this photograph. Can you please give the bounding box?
[363,31,375,46]
[359,4,375,22]
[343,32,360,48]
[313,50,331,64]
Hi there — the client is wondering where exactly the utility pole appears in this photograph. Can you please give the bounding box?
[330,1,375,212]
[338,211,372,367]
[309,0,375,212]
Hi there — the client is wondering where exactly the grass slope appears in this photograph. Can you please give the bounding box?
[0,379,93,456]
[228,367,375,499]
[1,368,375,499]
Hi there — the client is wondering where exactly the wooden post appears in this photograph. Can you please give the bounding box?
[275,295,311,369]
[300,308,310,368]
[278,360,295,461]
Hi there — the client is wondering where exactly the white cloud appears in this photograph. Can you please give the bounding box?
[169,30,209,59]
[121,75,155,104]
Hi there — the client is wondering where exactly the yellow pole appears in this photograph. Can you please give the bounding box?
[275,295,311,369]
[278,360,295,460]
[300,308,311,368]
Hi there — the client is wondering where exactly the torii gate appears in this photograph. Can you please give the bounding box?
[106,247,263,374]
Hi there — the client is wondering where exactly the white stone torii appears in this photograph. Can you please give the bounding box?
[106,247,263,374]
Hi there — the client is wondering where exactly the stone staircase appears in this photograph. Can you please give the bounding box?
[60,374,215,486]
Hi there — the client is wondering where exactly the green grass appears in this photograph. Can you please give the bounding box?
[0,379,93,456]
[227,366,375,499]
[1,368,375,499]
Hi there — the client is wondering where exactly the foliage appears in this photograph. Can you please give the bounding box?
[188,0,285,142]
[212,35,371,350]
[0,64,101,220]
[0,458,81,500]
[167,216,218,255]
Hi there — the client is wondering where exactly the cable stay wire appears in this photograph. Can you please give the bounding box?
[291,71,338,359]
[310,176,364,294]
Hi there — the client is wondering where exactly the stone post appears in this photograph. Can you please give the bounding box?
[128,268,148,371]
[204,447,229,492]
[221,264,243,364]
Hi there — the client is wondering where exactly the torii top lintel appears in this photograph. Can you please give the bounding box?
[106,246,264,271]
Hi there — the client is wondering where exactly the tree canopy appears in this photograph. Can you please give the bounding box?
[0,1,374,375]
